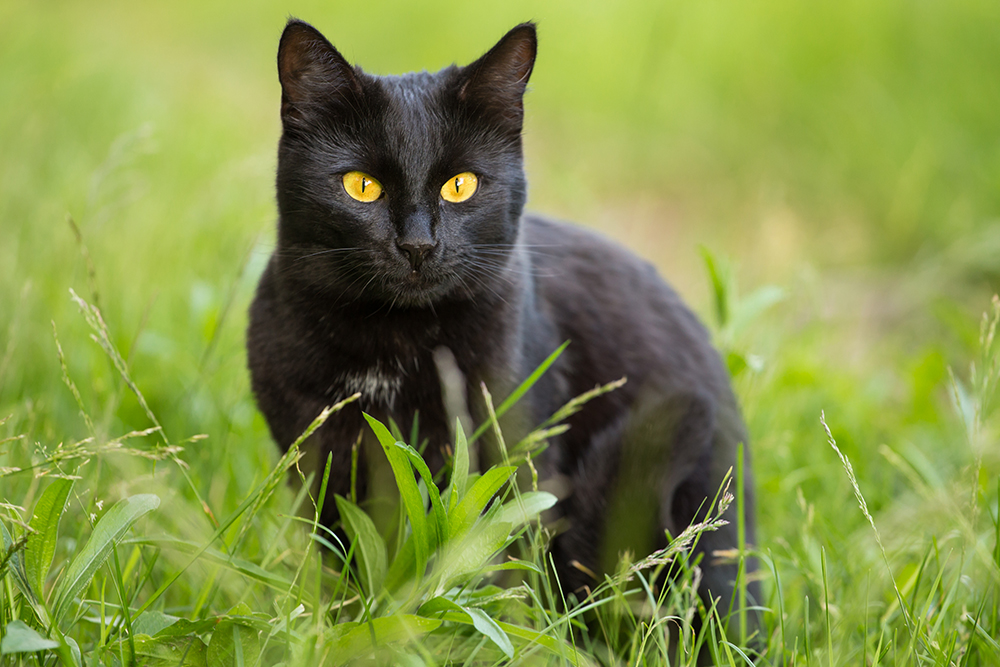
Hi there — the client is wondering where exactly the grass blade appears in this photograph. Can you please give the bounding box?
[127,537,293,590]
[493,491,557,529]
[1,620,60,654]
[434,520,512,589]
[821,412,915,636]
[700,245,731,329]
[24,477,74,602]
[432,610,585,666]
[448,466,516,538]
[330,614,442,665]
[470,341,569,443]
[396,442,449,543]
[1,519,37,607]
[207,614,260,667]
[50,493,160,624]
[335,495,388,598]
[383,535,416,593]
[363,413,432,583]
[448,418,470,512]
[419,596,514,658]
[467,607,515,657]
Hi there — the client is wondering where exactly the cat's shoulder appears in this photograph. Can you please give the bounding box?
[521,214,664,284]
[520,213,706,335]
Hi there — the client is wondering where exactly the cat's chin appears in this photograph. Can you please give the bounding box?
[382,279,456,309]
[366,260,476,309]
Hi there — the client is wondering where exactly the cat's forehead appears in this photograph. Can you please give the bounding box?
[374,70,454,123]
[369,70,458,174]
[378,70,449,100]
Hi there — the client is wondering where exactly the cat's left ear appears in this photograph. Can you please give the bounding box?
[458,23,537,131]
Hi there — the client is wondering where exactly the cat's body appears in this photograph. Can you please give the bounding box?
[248,19,756,613]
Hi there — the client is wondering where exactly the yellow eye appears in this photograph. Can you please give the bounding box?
[342,171,383,202]
[440,172,478,203]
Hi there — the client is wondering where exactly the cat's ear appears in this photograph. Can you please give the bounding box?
[458,23,537,130]
[277,19,362,123]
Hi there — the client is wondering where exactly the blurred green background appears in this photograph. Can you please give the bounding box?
[1,0,999,584]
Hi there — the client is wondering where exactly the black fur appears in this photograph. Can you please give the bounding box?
[248,19,758,617]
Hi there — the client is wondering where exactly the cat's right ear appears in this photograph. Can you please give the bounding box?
[277,19,362,124]
[458,23,537,132]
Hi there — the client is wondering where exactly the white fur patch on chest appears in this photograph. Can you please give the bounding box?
[334,360,404,408]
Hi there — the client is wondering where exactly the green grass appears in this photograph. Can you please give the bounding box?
[2,0,1000,664]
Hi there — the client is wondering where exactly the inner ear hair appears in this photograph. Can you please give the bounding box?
[459,22,537,124]
[278,19,362,119]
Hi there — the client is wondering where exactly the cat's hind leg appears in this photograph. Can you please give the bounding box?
[550,389,759,638]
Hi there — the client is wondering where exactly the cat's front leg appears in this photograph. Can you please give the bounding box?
[249,369,366,521]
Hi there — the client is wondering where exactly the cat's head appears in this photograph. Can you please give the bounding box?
[273,19,536,308]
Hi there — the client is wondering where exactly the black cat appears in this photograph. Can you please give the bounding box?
[248,18,757,619]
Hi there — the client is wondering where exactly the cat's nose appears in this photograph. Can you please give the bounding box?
[396,239,436,270]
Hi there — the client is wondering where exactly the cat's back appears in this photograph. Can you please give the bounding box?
[522,215,733,401]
